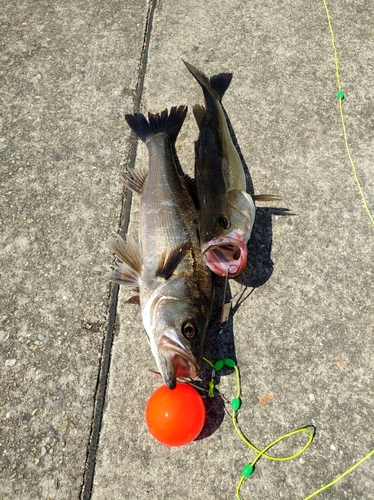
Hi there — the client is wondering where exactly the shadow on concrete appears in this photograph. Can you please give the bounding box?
[197,274,236,440]
[242,206,292,288]
[194,393,226,441]
[223,103,293,287]
[196,104,293,440]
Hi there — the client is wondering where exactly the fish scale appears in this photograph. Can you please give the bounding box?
[108,106,213,389]
[184,61,256,279]
[140,134,200,273]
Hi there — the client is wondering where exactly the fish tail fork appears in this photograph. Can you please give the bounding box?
[125,106,188,144]
[183,60,232,102]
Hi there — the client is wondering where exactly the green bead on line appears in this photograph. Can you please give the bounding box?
[337,90,344,99]
[214,360,224,371]
[242,464,254,477]
[231,397,241,411]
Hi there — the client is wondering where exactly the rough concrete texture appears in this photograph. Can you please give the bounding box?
[0,1,148,499]
[1,1,373,500]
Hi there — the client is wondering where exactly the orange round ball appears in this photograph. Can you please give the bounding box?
[145,382,206,446]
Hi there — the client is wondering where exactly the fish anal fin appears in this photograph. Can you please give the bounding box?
[252,194,281,202]
[193,104,206,128]
[156,243,189,280]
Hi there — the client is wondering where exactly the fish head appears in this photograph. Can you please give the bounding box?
[199,190,256,278]
[143,277,212,389]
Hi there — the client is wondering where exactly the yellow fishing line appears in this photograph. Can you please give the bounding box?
[203,358,314,499]
[323,0,374,225]
[202,10,373,498]
[304,449,374,499]
[203,357,373,499]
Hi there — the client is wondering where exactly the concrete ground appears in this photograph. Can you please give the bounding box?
[1,1,373,499]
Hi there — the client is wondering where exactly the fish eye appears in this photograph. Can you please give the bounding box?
[182,321,197,339]
[218,216,231,229]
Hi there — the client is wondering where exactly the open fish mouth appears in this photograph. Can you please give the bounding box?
[201,237,247,278]
[158,334,200,389]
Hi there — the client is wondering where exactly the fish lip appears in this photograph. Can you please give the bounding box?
[201,235,247,278]
[158,332,200,388]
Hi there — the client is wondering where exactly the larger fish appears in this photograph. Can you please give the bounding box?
[184,61,258,279]
[107,106,213,389]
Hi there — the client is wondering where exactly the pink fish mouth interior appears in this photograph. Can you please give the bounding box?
[158,335,199,387]
[172,353,198,379]
[202,238,247,278]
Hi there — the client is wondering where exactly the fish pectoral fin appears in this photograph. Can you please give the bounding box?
[192,104,206,128]
[125,295,140,305]
[121,165,148,194]
[156,243,189,280]
[107,234,142,286]
[252,194,281,202]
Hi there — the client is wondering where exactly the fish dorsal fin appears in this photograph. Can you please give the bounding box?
[252,194,281,202]
[209,73,233,100]
[125,106,187,144]
[121,165,148,194]
[156,243,189,280]
[182,173,199,209]
[193,104,206,128]
[107,234,142,286]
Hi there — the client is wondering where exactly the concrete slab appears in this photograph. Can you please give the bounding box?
[1,1,373,500]
[92,1,373,500]
[0,1,148,499]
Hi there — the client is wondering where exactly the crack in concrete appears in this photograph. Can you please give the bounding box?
[80,1,157,498]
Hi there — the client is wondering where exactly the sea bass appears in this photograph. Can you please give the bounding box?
[108,106,213,389]
[184,60,258,279]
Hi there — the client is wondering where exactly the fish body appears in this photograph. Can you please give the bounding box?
[184,61,256,279]
[108,106,213,389]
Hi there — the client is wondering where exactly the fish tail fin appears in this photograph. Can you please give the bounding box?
[183,60,232,101]
[148,106,187,142]
[210,73,233,99]
[124,113,150,143]
[125,106,187,143]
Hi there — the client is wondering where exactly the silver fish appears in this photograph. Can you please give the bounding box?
[108,106,213,389]
[184,61,276,279]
